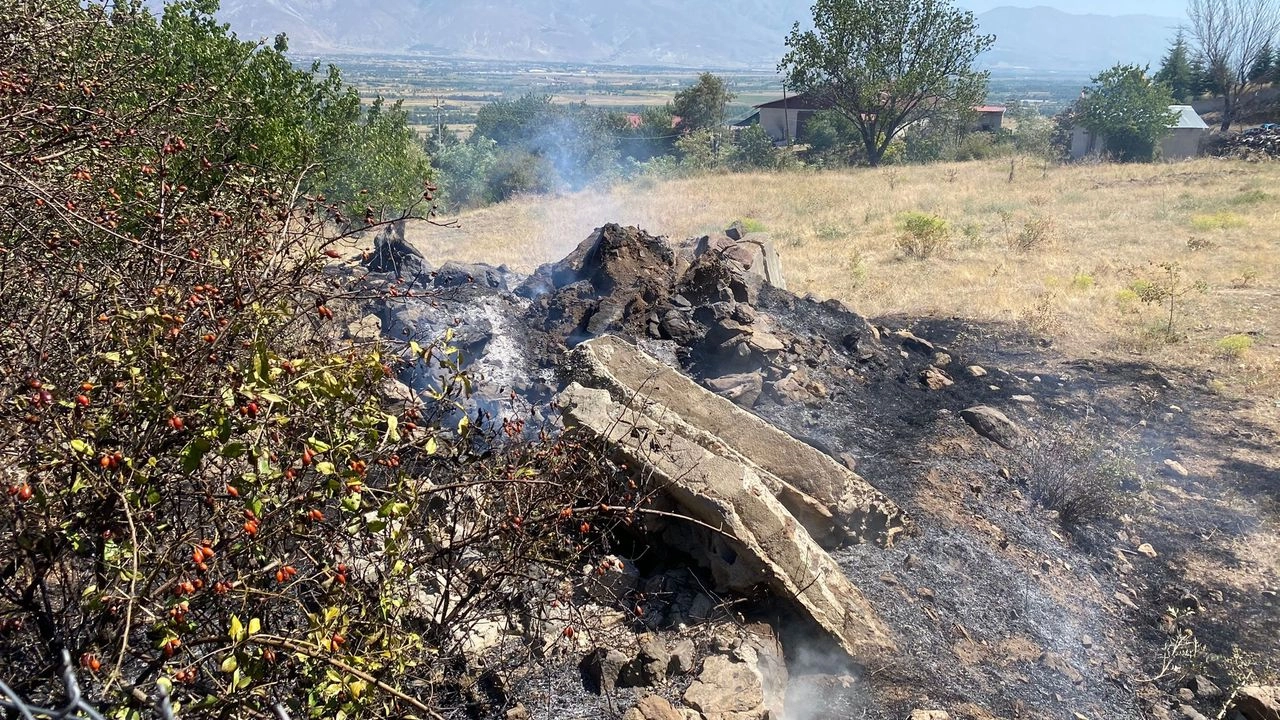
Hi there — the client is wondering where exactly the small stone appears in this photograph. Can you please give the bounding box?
[1137,543,1158,558]
[920,366,954,390]
[932,351,953,367]
[909,711,952,720]
[1165,459,1190,477]
[1178,688,1196,702]
[967,365,988,377]
[961,405,1023,449]
[1179,704,1209,720]
[632,633,671,686]
[1188,675,1223,700]
[1114,592,1140,611]
[916,587,936,602]
[747,332,786,354]
[623,695,684,720]
[581,647,630,694]
[1081,635,1094,648]
[506,704,530,720]
[1011,394,1036,403]
[668,638,696,675]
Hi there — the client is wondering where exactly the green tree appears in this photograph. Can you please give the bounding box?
[780,0,994,166]
[1076,64,1178,162]
[1156,30,1201,101]
[801,108,863,164]
[729,125,781,169]
[672,73,736,132]
[1250,39,1275,81]
[675,128,726,170]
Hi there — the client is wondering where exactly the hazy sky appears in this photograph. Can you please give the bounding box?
[958,0,1186,16]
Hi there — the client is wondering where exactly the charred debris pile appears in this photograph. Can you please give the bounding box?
[340,222,1275,720]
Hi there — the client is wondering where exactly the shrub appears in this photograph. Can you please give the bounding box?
[1190,212,1246,231]
[1070,273,1096,290]
[729,125,781,169]
[896,212,951,259]
[1010,216,1056,252]
[1227,189,1271,206]
[1017,429,1138,526]
[0,4,632,718]
[1217,334,1254,359]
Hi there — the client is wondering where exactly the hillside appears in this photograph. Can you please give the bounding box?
[216,1,1178,71]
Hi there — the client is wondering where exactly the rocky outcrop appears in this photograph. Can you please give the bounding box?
[557,380,897,663]
[566,335,910,548]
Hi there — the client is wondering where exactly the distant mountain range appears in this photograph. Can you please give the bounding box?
[215,1,1181,73]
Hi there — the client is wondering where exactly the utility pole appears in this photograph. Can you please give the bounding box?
[782,81,791,144]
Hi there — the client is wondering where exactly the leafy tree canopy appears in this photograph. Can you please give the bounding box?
[672,73,736,132]
[780,0,994,166]
[1076,64,1178,162]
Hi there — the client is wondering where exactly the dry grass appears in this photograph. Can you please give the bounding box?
[402,156,1280,426]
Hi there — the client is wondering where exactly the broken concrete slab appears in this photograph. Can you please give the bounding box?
[566,335,910,548]
[557,382,897,663]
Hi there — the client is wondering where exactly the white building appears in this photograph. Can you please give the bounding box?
[1069,105,1209,161]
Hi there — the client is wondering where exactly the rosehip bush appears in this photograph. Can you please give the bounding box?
[0,3,636,719]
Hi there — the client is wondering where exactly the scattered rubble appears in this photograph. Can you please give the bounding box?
[1215,125,1280,159]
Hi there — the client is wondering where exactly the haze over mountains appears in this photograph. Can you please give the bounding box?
[216,1,1183,74]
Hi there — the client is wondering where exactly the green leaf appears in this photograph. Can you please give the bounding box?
[253,341,271,386]
[220,442,246,459]
[220,655,238,673]
[425,437,437,455]
[229,615,245,642]
[247,617,261,636]
[384,414,399,442]
[307,437,332,452]
[180,438,211,473]
[315,461,336,476]
[257,391,285,404]
[70,439,92,455]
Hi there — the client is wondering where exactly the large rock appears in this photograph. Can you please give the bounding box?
[960,406,1023,449]
[566,335,911,548]
[683,626,786,720]
[685,655,765,720]
[557,381,898,664]
[1233,686,1280,720]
